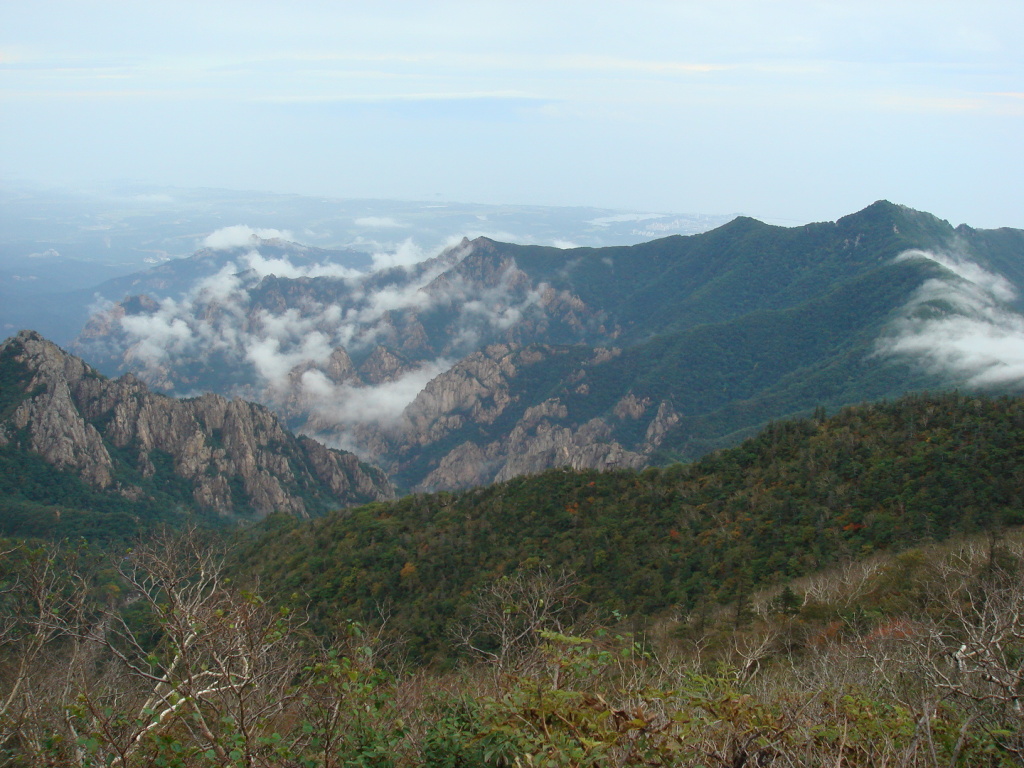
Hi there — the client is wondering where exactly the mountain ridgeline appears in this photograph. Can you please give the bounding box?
[69,201,1024,492]
[234,391,1024,662]
[0,330,394,540]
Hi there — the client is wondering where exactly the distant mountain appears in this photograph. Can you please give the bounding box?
[87,238,374,305]
[70,201,1024,491]
[1,182,732,344]
[0,330,394,538]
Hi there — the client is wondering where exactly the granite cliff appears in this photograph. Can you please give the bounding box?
[0,330,394,517]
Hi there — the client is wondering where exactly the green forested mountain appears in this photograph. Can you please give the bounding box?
[7,393,1024,765]
[69,201,1024,492]
[476,200,943,338]
[235,391,1024,662]
[383,201,1022,487]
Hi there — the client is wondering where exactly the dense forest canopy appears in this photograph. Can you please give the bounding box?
[233,391,1024,662]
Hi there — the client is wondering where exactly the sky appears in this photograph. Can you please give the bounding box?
[2,1,1023,228]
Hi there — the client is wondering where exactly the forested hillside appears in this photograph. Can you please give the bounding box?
[69,201,1024,491]
[6,393,1024,765]
[235,391,1024,662]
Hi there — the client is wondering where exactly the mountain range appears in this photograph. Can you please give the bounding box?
[7,196,1024,766]
[65,200,1024,492]
[1,183,731,345]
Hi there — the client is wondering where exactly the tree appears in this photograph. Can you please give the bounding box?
[71,527,307,767]
[924,540,1024,759]
[453,569,583,676]
[0,541,92,762]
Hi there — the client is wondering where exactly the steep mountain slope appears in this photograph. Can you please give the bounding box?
[235,392,1024,661]
[0,330,394,535]
[71,202,1024,491]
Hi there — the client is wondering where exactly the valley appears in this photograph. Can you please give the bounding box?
[3,200,1024,765]
[66,200,1024,492]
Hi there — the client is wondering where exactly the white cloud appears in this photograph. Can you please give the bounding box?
[110,240,452,383]
[120,301,197,365]
[299,360,452,454]
[877,249,1024,388]
[370,238,429,270]
[355,216,404,228]
[894,249,1016,303]
[194,263,246,302]
[302,358,452,432]
[242,250,362,279]
[203,225,294,250]
[245,330,334,385]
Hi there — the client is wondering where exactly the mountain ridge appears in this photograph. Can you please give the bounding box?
[0,330,394,529]
[66,201,1024,491]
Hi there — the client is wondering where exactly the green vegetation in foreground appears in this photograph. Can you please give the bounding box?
[235,391,1024,663]
[7,521,1024,765]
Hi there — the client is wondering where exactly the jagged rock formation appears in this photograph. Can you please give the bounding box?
[0,330,394,517]
[347,343,681,491]
[66,202,1024,492]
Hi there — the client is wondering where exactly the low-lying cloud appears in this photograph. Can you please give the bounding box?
[302,358,451,434]
[93,235,551,457]
[203,225,294,250]
[370,239,430,270]
[242,250,362,280]
[876,249,1024,388]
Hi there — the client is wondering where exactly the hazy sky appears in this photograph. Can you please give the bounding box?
[2,1,1022,227]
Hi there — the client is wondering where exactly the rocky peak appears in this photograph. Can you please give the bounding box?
[0,330,394,517]
[359,346,409,385]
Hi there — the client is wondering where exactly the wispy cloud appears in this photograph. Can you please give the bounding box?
[92,235,553,454]
[302,358,452,438]
[877,249,1024,388]
[203,225,293,249]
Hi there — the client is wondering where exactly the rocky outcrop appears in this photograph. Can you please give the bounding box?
[359,346,410,385]
[416,397,648,491]
[402,343,522,442]
[333,342,681,492]
[61,233,684,493]
[0,330,394,517]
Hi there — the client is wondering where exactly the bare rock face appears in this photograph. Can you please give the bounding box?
[613,394,650,420]
[0,330,394,517]
[5,336,116,488]
[402,343,521,442]
[325,347,358,384]
[643,401,681,450]
[359,346,409,385]
[346,341,678,492]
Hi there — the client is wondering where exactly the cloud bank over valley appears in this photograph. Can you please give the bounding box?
[80,232,556,452]
[877,249,1024,388]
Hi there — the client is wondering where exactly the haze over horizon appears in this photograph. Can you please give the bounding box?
[2,1,1023,230]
